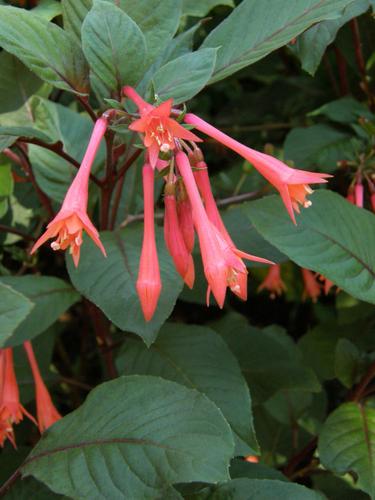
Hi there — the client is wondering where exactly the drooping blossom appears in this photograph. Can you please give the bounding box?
[301,268,321,302]
[123,86,201,168]
[31,116,108,266]
[176,151,272,307]
[184,113,331,224]
[164,181,195,289]
[0,348,36,448]
[23,341,61,433]
[190,147,270,300]
[136,163,162,321]
[258,264,287,299]
[346,185,355,205]
[317,274,335,295]
[176,179,195,254]
[355,178,364,208]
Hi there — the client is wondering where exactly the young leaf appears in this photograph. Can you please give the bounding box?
[202,0,359,83]
[0,6,88,93]
[0,282,34,347]
[66,226,184,346]
[334,338,361,388]
[0,276,80,347]
[82,0,147,99]
[246,191,375,305]
[152,48,217,104]
[319,402,375,497]
[21,376,234,499]
[116,323,258,456]
[62,0,92,42]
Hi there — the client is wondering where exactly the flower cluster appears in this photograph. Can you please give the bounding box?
[0,341,60,448]
[31,87,331,321]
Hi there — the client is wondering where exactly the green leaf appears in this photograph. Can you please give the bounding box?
[195,478,323,499]
[0,51,43,115]
[116,0,183,65]
[230,459,288,482]
[284,124,353,170]
[152,48,217,104]
[246,191,375,305]
[0,282,34,346]
[67,226,183,346]
[29,97,105,202]
[0,275,80,347]
[211,312,320,403]
[62,0,92,42]
[293,0,371,75]
[22,376,234,499]
[309,96,374,124]
[319,402,375,497]
[3,476,65,500]
[0,163,13,198]
[334,339,362,388]
[182,0,234,17]
[116,322,258,455]
[31,0,62,21]
[202,0,358,83]
[82,0,147,99]
[0,6,88,94]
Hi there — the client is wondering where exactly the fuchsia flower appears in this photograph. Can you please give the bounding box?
[184,114,331,224]
[176,180,195,254]
[137,164,162,321]
[355,178,364,208]
[301,268,322,302]
[31,116,108,266]
[164,182,195,289]
[258,264,287,299]
[0,348,36,448]
[176,151,272,307]
[24,341,61,433]
[123,86,201,168]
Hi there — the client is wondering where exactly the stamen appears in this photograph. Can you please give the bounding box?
[160,143,170,153]
[51,242,60,251]
[304,185,314,194]
[304,200,312,208]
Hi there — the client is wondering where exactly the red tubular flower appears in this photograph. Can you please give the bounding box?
[176,151,272,307]
[191,150,269,300]
[31,117,108,266]
[317,274,335,295]
[176,180,195,254]
[355,180,364,208]
[184,114,331,224]
[136,164,162,321]
[164,183,195,289]
[301,268,321,302]
[0,348,36,448]
[23,341,61,433]
[123,86,201,168]
[258,264,287,299]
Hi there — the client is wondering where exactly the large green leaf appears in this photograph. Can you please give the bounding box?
[195,478,323,499]
[67,226,183,346]
[0,282,34,347]
[0,275,80,347]
[62,0,92,42]
[284,124,353,170]
[116,323,258,455]
[3,477,64,500]
[29,97,105,202]
[211,312,320,403]
[116,0,183,65]
[152,48,217,104]
[182,0,234,17]
[293,0,371,75]
[246,191,375,304]
[0,5,88,94]
[22,376,234,499]
[0,51,42,114]
[82,0,147,99]
[202,0,358,83]
[319,402,375,497]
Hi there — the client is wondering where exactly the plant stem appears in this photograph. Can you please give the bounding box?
[350,18,375,110]
[334,46,350,96]
[18,139,102,187]
[0,468,22,497]
[15,145,54,218]
[0,224,34,241]
[76,95,97,123]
